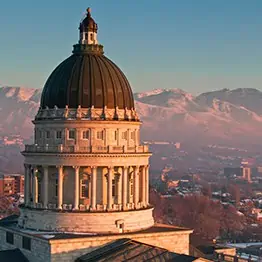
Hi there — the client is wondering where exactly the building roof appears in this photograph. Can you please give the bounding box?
[0,214,19,226]
[40,9,134,111]
[0,249,29,262]
[76,238,198,262]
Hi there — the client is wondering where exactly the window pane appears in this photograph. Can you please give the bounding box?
[22,236,31,250]
[46,131,50,139]
[97,131,104,140]
[81,179,89,198]
[56,131,62,139]
[6,232,14,244]
[83,130,89,139]
[122,131,127,140]
[69,130,75,139]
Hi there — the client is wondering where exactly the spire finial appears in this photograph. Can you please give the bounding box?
[87,7,91,15]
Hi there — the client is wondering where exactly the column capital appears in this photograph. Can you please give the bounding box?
[24,163,30,168]
[134,166,140,174]
[73,166,80,170]
[42,165,49,169]
[108,166,115,171]
[56,165,63,169]
[33,167,39,173]
[90,166,97,170]
[123,166,129,171]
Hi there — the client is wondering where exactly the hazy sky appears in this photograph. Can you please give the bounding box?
[1,0,262,94]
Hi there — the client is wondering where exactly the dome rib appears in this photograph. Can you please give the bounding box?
[41,52,134,110]
[66,56,78,106]
[78,56,85,106]
[105,58,126,109]
[94,55,106,108]
[100,55,117,108]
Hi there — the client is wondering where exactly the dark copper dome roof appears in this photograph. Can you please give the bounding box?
[40,8,134,110]
[41,52,134,109]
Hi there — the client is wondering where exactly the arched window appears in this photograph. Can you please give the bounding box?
[90,33,94,41]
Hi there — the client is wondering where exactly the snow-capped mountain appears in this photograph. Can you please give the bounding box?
[0,86,41,138]
[1,86,262,145]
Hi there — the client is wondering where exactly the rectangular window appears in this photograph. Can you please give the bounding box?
[56,131,62,139]
[81,179,89,198]
[112,179,116,197]
[22,236,31,250]
[122,131,128,140]
[82,130,90,140]
[131,131,135,140]
[6,232,14,244]
[46,131,50,139]
[38,130,42,139]
[55,178,58,197]
[130,178,133,197]
[114,130,118,140]
[69,129,75,139]
[97,130,104,140]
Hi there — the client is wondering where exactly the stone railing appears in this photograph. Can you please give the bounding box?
[25,202,145,212]
[24,144,149,154]
[35,106,139,121]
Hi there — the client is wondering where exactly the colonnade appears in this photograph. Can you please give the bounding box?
[23,164,150,211]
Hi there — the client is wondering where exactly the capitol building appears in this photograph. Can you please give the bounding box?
[0,8,193,262]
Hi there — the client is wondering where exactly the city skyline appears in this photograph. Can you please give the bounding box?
[1,0,262,94]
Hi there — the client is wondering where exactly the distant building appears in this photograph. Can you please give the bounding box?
[224,167,252,182]
[0,174,24,196]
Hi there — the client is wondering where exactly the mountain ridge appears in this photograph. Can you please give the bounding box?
[1,86,262,145]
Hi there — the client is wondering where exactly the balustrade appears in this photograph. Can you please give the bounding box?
[24,144,149,154]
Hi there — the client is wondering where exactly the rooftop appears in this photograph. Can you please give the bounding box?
[76,238,199,262]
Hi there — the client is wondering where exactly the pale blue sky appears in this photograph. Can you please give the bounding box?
[1,0,262,94]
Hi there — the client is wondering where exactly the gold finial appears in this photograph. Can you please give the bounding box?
[87,7,91,14]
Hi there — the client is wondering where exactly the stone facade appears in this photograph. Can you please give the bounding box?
[0,227,51,262]
[18,207,154,233]
[0,224,192,262]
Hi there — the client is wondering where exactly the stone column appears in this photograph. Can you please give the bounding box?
[107,166,114,210]
[91,166,97,210]
[145,165,149,206]
[43,166,49,208]
[24,164,30,206]
[142,166,146,207]
[73,166,80,210]
[133,166,140,209]
[32,167,38,206]
[122,166,128,210]
[57,166,63,209]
